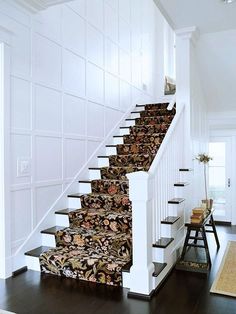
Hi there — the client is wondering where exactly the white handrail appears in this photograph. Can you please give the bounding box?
[167,93,176,110]
[149,102,184,175]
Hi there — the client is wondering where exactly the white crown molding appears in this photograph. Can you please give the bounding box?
[153,0,176,30]
[175,26,200,46]
[15,0,74,13]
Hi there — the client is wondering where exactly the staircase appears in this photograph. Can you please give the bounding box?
[25,101,189,296]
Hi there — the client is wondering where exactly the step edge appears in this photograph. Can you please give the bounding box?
[152,237,174,248]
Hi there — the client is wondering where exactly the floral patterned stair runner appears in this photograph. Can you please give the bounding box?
[39,103,175,286]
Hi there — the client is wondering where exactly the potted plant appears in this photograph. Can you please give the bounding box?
[195,153,213,211]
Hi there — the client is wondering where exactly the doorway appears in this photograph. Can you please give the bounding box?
[209,137,232,223]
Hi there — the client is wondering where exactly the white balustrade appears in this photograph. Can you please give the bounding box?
[128,102,185,296]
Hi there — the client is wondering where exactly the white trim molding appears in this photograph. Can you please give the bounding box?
[175,27,200,46]
[15,0,75,13]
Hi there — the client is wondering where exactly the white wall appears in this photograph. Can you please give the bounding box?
[197,29,236,114]
[190,41,209,207]
[0,0,165,257]
[175,28,209,210]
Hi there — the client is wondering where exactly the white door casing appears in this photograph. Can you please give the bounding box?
[209,136,232,223]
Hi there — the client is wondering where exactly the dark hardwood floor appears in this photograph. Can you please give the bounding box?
[1,225,236,314]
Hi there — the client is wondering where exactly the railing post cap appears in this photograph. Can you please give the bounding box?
[127,171,150,180]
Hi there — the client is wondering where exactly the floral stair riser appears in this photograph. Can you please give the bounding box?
[69,208,132,233]
[123,133,165,145]
[91,179,129,195]
[129,123,170,135]
[108,154,155,167]
[139,107,176,117]
[39,103,175,286]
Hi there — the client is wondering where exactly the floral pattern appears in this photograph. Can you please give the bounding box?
[55,228,132,256]
[39,102,176,286]
[108,154,155,167]
[40,246,130,286]
[123,134,165,145]
[100,166,149,180]
[80,193,131,212]
[116,143,160,155]
[129,123,170,135]
[140,108,176,117]
[135,115,174,126]
[145,103,169,110]
[91,180,129,195]
[69,208,132,233]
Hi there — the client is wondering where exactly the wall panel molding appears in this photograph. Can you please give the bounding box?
[15,0,74,13]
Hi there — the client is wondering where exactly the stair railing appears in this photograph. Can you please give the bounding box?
[127,102,185,296]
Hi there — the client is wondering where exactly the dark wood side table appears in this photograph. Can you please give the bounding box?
[176,209,220,272]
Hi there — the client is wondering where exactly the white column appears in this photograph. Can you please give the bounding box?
[0,43,12,278]
[175,27,199,167]
[127,171,154,296]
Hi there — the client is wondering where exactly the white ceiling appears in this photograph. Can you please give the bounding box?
[154,0,236,34]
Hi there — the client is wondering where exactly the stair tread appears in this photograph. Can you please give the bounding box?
[41,226,65,234]
[68,193,83,198]
[79,180,92,183]
[174,182,189,187]
[122,261,167,277]
[83,192,129,197]
[179,168,193,172]
[99,153,155,158]
[122,261,132,273]
[161,216,180,225]
[153,237,174,248]
[92,179,128,182]
[25,246,52,257]
[152,262,167,277]
[168,198,185,204]
[55,208,75,215]
[108,143,161,147]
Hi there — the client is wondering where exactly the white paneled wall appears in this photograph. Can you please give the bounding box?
[0,0,165,255]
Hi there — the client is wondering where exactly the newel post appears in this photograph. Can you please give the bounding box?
[127,171,154,298]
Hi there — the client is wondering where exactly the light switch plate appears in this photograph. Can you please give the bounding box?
[17,158,31,177]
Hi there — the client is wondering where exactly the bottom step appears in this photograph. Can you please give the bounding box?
[25,246,52,257]
[153,262,167,277]
[25,246,52,272]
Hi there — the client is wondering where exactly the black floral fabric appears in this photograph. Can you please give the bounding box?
[39,102,175,286]
[140,108,176,117]
[91,179,129,195]
[123,134,165,145]
[129,123,170,135]
[109,154,155,167]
